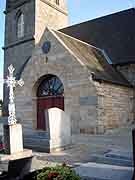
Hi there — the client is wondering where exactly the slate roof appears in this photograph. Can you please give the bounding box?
[54,30,131,87]
[60,8,135,65]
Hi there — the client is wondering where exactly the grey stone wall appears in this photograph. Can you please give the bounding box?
[96,81,134,132]
[4,41,35,78]
[3,0,35,111]
[4,0,35,85]
[35,0,68,43]
[6,0,34,10]
[15,29,98,138]
[5,0,35,46]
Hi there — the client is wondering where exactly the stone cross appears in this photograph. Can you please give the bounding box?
[4,64,24,125]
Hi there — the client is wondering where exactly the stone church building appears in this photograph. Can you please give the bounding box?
[3,0,135,151]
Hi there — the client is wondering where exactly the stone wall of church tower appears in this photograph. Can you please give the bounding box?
[3,0,36,112]
[4,0,68,77]
[35,0,68,43]
[4,0,35,77]
[3,0,68,111]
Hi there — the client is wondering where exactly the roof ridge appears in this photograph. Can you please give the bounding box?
[60,8,135,29]
[54,30,102,51]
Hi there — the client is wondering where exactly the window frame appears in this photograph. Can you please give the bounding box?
[56,0,60,5]
[37,75,64,97]
[16,12,24,39]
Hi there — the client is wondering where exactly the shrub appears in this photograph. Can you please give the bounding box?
[36,164,81,180]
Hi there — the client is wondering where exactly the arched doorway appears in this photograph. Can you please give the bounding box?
[37,74,64,131]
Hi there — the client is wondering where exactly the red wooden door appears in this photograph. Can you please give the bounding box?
[37,96,64,130]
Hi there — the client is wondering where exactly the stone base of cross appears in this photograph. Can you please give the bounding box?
[4,64,24,125]
[0,65,33,179]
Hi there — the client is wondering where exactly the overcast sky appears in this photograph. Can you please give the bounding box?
[0,0,134,99]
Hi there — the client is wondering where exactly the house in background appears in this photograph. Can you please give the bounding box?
[3,0,135,152]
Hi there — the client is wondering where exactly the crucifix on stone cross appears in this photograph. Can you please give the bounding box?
[4,64,24,125]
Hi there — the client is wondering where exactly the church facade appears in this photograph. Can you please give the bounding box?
[3,0,135,151]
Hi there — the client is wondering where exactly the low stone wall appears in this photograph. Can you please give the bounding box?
[96,81,134,131]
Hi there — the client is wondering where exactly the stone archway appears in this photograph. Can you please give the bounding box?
[36,74,64,131]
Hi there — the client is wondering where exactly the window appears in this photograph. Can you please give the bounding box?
[17,13,24,38]
[56,0,59,5]
[37,75,64,97]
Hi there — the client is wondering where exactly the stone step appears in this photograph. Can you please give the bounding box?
[23,137,50,152]
[24,139,49,146]
[24,143,50,153]
[24,135,49,140]
[90,154,133,167]
[0,160,9,172]
[105,149,132,161]
[23,132,49,140]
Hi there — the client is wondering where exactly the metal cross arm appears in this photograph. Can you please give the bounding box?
[4,64,24,125]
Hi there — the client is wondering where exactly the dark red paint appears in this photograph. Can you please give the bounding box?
[37,96,64,130]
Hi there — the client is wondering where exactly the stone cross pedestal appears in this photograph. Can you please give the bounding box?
[4,124,23,154]
[0,65,33,179]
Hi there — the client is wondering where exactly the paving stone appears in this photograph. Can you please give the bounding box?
[74,162,133,180]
